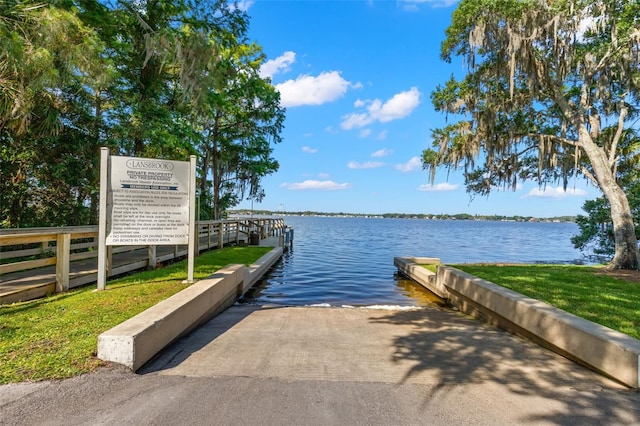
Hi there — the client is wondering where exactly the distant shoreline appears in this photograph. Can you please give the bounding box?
[229,210,576,223]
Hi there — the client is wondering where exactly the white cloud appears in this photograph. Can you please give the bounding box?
[301,146,318,154]
[276,71,355,107]
[228,0,254,12]
[280,180,351,190]
[576,12,602,43]
[577,17,595,41]
[347,161,384,169]
[525,186,588,199]
[340,112,371,130]
[395,156,422,172]
[371,148,393,158]
[341,87,421,130]
[418,182,459,192]
[376,130,388,140]
[318,173,330,179]
[377,87,422,122]
[359,129,372,138]
[259,51,296,79]
[399,0,460,10]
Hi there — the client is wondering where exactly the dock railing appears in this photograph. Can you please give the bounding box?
[0,217,289,303]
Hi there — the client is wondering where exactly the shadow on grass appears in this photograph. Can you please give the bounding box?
[0,290,80,316]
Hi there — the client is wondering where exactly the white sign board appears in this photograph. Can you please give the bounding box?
[106,156,190,246]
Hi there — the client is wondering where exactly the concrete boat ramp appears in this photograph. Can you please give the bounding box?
[2,304,639,425]
[1,247,640,424]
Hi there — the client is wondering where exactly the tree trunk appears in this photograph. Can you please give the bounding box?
[91,91,103,225]
[211,113,222,221]
[212,139,220,221]
[607,186,639,270]
[580,129,640,270]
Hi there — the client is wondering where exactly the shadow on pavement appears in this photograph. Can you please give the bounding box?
[369,307,640,424]
[138,305,266,374]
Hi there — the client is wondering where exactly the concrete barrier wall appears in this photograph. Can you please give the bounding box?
[98,247,282,371]
[393,257,445,298]
[243,246,284,294]
[395,257,640,388]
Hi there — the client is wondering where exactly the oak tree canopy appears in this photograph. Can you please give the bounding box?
[423,0,640,270]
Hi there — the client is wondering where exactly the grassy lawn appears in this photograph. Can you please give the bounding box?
[0,246,271,385]
[453,264,640,340]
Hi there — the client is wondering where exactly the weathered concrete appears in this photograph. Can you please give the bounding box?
[98,247,282,370]
[97,264,246,370]
[244,243,283,294]
[395,257,640,388]
[441,266,640,389]
[394,257,446,298]
[4,305,638,426]
[145,305,626,389]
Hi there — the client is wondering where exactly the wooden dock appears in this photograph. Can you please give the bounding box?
[0,218,289,305]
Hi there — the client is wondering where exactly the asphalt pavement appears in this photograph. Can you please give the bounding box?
[1,304,639,425]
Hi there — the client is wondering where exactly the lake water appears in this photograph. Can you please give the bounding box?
[241,216,588,307]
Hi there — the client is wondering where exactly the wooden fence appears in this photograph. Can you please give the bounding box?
[0,218,287,304]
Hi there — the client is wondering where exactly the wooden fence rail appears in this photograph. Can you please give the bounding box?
[0,217,287,304]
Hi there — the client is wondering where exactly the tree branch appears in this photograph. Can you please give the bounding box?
[609,99,628,168]
[592,29,640,75]
[523,133,579,148]
[580,165,597,186]
[550,89,582,147]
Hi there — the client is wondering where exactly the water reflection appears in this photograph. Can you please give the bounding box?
[394,274,447,307]
[240,216,586,307]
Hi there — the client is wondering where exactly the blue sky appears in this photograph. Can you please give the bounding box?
[234,0,593,217]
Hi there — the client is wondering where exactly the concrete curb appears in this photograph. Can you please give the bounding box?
[244,246,284,294]
[98,247,282,371]
[395,257,640,388]
[393,257,446,298]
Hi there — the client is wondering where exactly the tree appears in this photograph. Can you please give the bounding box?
[101,0,248,159]
[572,135,640,259]
[196,43,284,220]
[422,0,640,270]
[0,0,106,227]
[0,0,285,227]
[0,1,102,135]
[94,0,283,220]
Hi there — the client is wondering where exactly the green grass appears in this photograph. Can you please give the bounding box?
[421,264,438,273]
[452,264,640,340]
[0,246,271,384]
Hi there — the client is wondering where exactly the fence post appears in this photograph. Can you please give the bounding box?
[148,245,156,269]
[56,233,71,292]
[107,246,113,277]
[218,222,224,249]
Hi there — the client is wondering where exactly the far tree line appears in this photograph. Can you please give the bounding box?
[232,210,576,223]
[1,0,284,228]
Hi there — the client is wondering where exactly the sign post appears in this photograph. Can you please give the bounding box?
[97,148,110,290]
[97,150,195,289]
[186,155,196,283]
